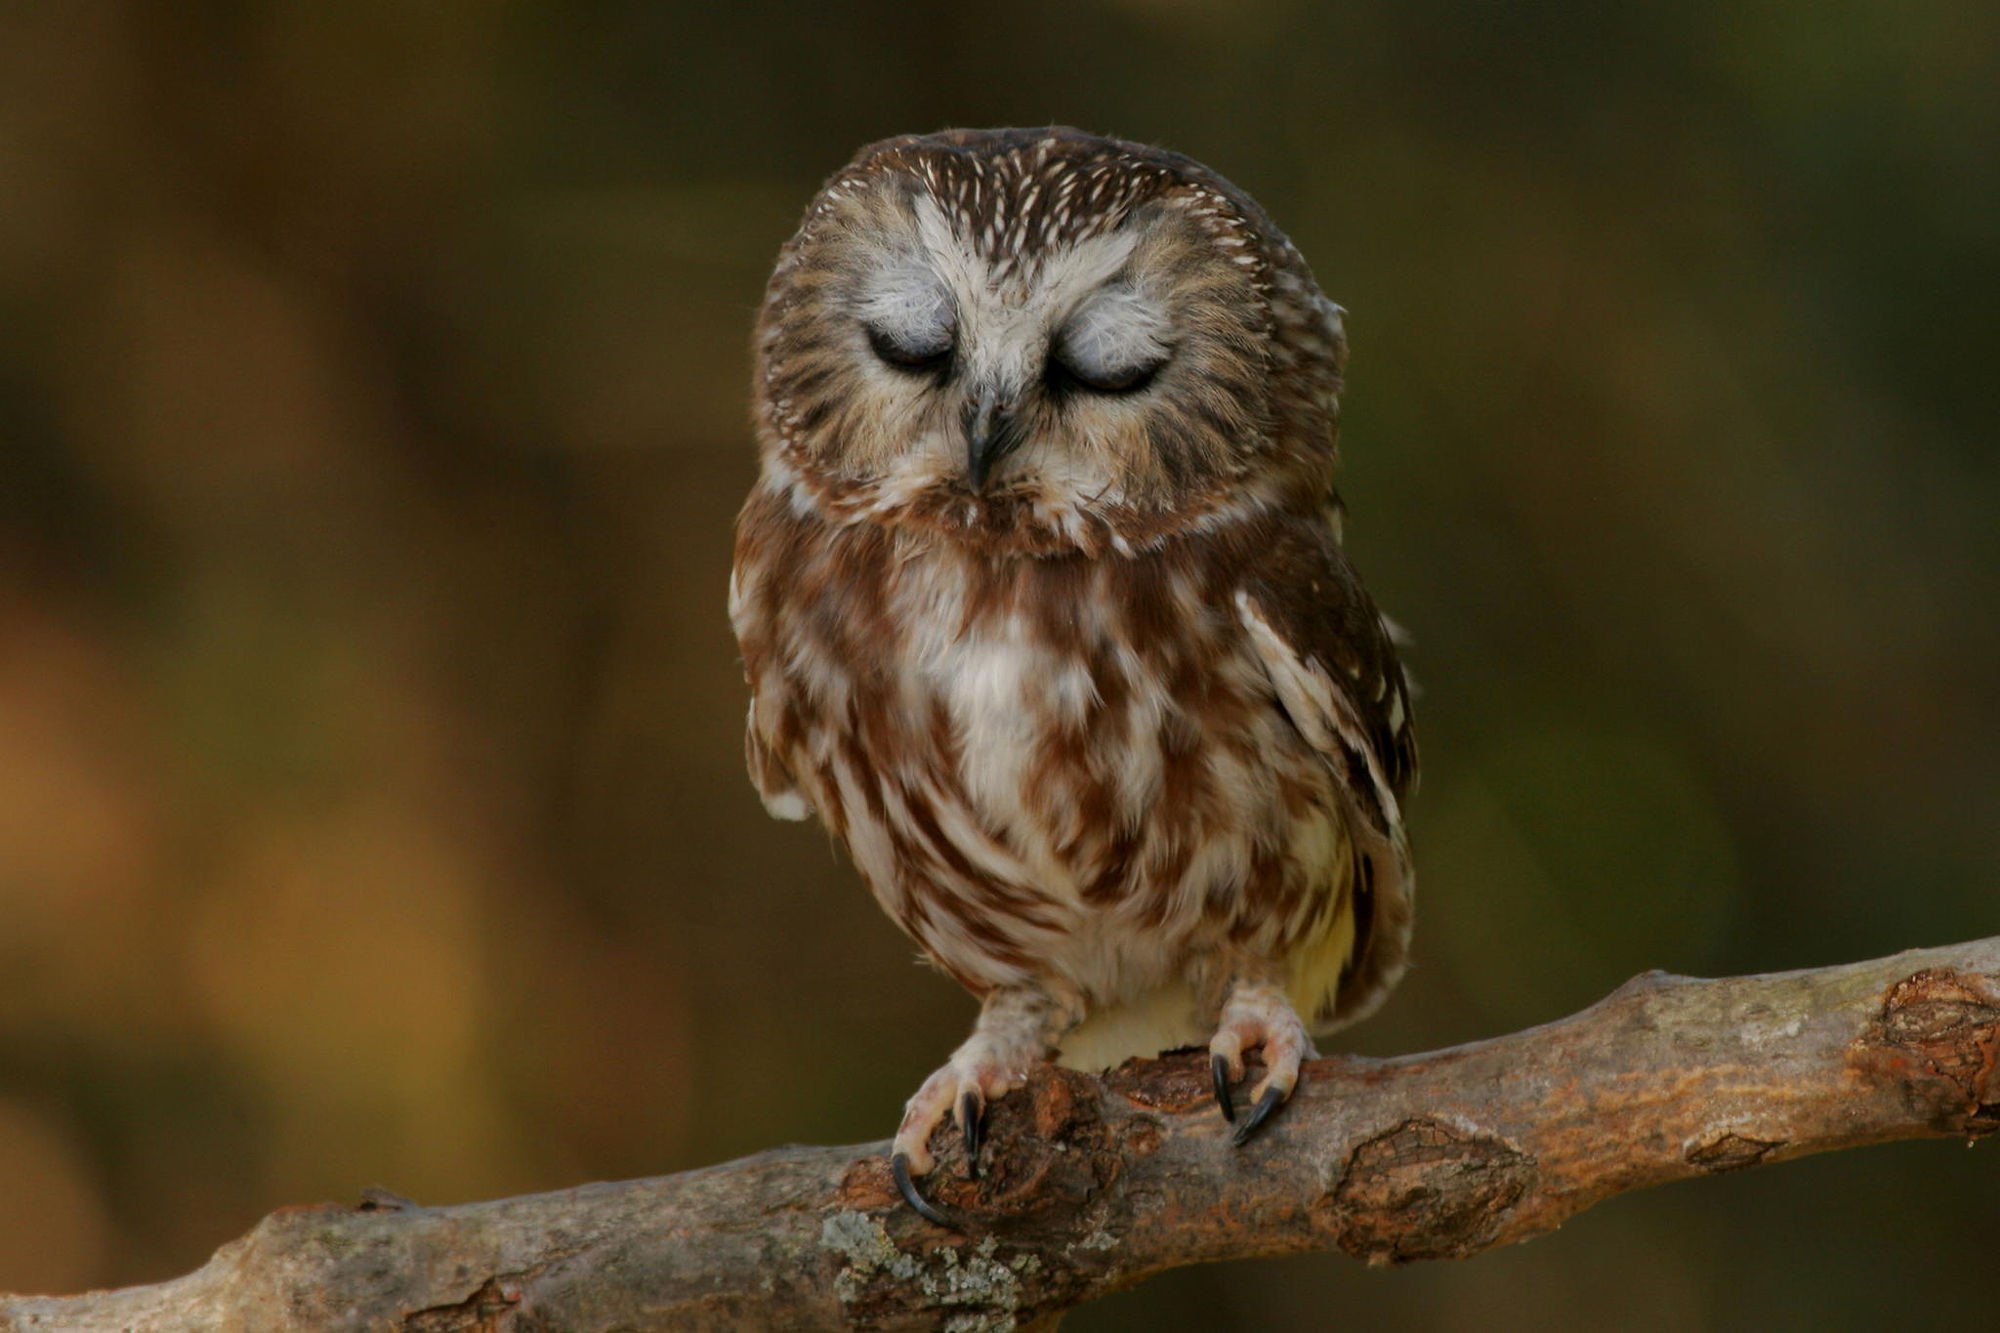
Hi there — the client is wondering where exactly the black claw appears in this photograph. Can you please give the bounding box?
[1232,1086,1287,1147]
[891,1152,959,1229]
[958,1089,984,1180]
[1210,1053,1236,1123]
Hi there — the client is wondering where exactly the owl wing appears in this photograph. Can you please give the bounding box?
[1234,516,1417,1024]
[744,699,812,822]
[731,549,814,824]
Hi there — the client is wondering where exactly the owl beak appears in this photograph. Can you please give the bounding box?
[963,391,1021,493]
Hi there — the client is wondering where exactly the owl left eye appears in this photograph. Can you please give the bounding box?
[1045,345,1163,396]
[1048,293,1169,396]
[866,325,954,374]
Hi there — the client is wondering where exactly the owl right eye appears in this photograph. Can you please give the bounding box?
[866,325,954,374]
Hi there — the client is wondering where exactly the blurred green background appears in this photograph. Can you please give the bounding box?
[0,2,1994,1327]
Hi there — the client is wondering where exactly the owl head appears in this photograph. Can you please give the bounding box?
[752,127,1349,554]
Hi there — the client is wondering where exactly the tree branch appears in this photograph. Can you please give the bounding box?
[7,938,1996,1330]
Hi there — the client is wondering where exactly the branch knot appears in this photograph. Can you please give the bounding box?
[1329,1117,1536,1265]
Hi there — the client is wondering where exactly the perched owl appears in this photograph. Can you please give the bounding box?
[730,127,1416,1223]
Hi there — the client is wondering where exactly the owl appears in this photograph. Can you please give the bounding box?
[730,127,1416,1223]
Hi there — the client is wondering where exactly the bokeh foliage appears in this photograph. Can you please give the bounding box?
[0,3,1993,1326]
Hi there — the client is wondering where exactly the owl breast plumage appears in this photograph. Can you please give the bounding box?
[731,127,1415,1091]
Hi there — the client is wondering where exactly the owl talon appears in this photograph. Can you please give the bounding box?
[958,1089,985,1179]
[1208,979,1312,1145]
[1232,1085,1288,1146]
[1211,1052,1237,1123]
[892,1152,961,1229]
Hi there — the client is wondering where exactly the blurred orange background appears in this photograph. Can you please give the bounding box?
[0,4,1993,1328]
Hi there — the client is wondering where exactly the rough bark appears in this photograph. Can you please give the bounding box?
[5,938,1996,1331]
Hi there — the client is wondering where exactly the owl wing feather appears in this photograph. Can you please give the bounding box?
[1234,516,1417,1026]
[744,703,812,822]
[731,556,813,823]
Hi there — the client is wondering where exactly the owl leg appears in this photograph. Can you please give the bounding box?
[1208,977,1318,1146]
[890,982,1082,1224]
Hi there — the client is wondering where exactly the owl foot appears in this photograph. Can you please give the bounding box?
[1208,981,1317,1146]
[888,1041,1030,1229]
[888,984,1082,1225]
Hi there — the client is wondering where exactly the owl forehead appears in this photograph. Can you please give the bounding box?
[864,153,1156,296]
[816,137,1266,359]
[876,194,1140,354]
[900,139,1178,268]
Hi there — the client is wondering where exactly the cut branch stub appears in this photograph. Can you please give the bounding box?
[1849,965,2000,1132]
